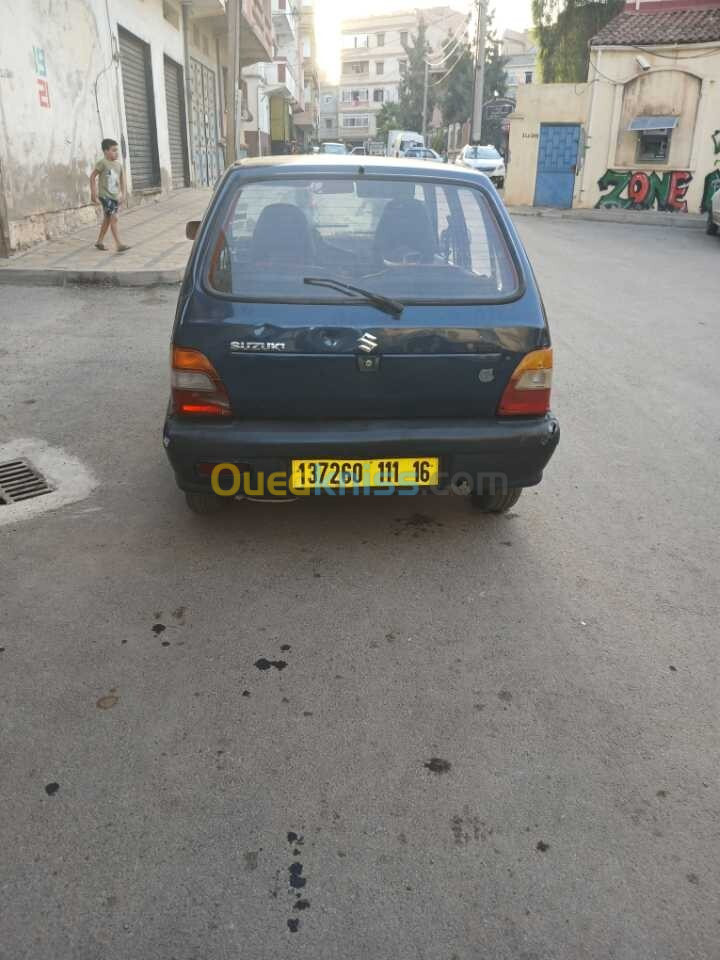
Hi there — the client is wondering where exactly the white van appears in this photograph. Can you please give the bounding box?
[387,130,424,158]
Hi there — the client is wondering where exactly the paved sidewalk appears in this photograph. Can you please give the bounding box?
[507,203,706,229]
[0,188,212,287]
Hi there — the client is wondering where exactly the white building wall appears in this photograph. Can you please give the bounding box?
[0,0,190,254]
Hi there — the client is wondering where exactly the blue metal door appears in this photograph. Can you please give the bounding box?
[534,124,580,208]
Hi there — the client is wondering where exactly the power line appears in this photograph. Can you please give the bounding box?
[630,43,720,61]
[431,50,467,86]
[424,15,471,68]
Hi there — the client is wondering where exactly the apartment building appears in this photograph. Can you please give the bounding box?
[319,85,340,141]
[501,29,537,101]
[294,2,321,148]
[339,7,467,147]
[242,0,320,154]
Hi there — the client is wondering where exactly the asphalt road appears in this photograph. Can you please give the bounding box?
[1,220,719,960]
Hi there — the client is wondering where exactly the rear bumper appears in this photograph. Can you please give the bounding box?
[163,414,560,495]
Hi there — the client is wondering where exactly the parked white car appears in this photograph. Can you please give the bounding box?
[320,142,347,155]
[707,186,720,239]
[405,147,442,162]
[456,145,506,187]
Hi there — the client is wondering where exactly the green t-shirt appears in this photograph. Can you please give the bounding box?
[94,157,123,199]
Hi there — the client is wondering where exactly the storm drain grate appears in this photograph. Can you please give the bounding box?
[0,459,53,505]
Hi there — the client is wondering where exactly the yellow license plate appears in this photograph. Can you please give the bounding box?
[290,457,439,490]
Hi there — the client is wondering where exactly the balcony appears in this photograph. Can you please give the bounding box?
[294,103,318,130]
[265,59,299,105]
[341,117,370,134]
[239,0,273,66]
[190,0,227,13]
[272,0,298,43]
[193,0,273,67]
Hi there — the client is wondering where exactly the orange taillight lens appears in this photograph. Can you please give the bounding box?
[171,346,231,417]
[498,348,553,416]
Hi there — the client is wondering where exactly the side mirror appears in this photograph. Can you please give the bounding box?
[186,220,201,241]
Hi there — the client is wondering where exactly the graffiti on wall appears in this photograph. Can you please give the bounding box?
[33,45,50,109]
[701,131,720,214]
[596,169,692,212]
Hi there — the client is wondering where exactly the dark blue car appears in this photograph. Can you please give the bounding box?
[164,156,559,513]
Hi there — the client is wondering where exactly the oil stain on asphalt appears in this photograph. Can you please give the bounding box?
[255,658,287,671]
[424,758,452,774]
[285,831,309,932]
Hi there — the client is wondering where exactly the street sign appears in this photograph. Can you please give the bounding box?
[482,97,516,148]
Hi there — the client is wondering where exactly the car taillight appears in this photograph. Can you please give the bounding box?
[498,348,553,416]
[171,346,231,417]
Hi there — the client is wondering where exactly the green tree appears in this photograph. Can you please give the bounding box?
[375,102,403,141]
[438,40,474,125]
[532,0,623,82]
[437,8,507,127]
[399,17,435,132]
[484,41,508,98]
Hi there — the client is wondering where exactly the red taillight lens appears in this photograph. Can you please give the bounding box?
[498,348,553,416]
[171,346,231,417]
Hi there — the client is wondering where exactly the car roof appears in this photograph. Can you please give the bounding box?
[232,154,492,183]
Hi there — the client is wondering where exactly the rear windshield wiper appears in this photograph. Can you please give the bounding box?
[303,276,404,318]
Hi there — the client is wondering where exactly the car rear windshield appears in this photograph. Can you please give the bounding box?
[466,147,501,160]
[206,175,519,302]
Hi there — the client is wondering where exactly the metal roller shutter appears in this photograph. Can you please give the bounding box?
[119,28,160,190]
[164,57,189,188]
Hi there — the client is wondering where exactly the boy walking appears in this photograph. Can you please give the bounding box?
[90,138,131,252]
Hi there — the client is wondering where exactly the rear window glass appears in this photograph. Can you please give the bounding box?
[466,147,501,160]
[206,176,519,302]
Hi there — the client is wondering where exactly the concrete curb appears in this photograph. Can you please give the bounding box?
[0,267,183,287]
[507,206,706,229]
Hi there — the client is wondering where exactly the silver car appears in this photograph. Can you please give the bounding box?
[456,145,506,187]
[405,147,442,162]
[320,142,347,155]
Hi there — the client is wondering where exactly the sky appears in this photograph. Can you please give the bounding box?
[314,0,534,82]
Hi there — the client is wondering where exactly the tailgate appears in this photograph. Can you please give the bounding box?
[178,304,547,420]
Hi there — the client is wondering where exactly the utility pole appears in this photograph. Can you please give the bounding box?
[421,60,429,142]
[226,0,241,166]
[470,0,486,144]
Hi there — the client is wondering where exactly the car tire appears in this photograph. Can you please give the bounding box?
[184,491,232,515]
[470,487,522,513]
[707,212,718,236]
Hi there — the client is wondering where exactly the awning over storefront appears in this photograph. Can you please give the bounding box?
[628,116,679,132]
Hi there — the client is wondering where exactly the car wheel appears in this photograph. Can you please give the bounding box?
[470,487,522,513]
[184,491,232,515]
[706,212,718,236]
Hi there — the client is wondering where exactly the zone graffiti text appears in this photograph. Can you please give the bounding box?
[596,169,692,212]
